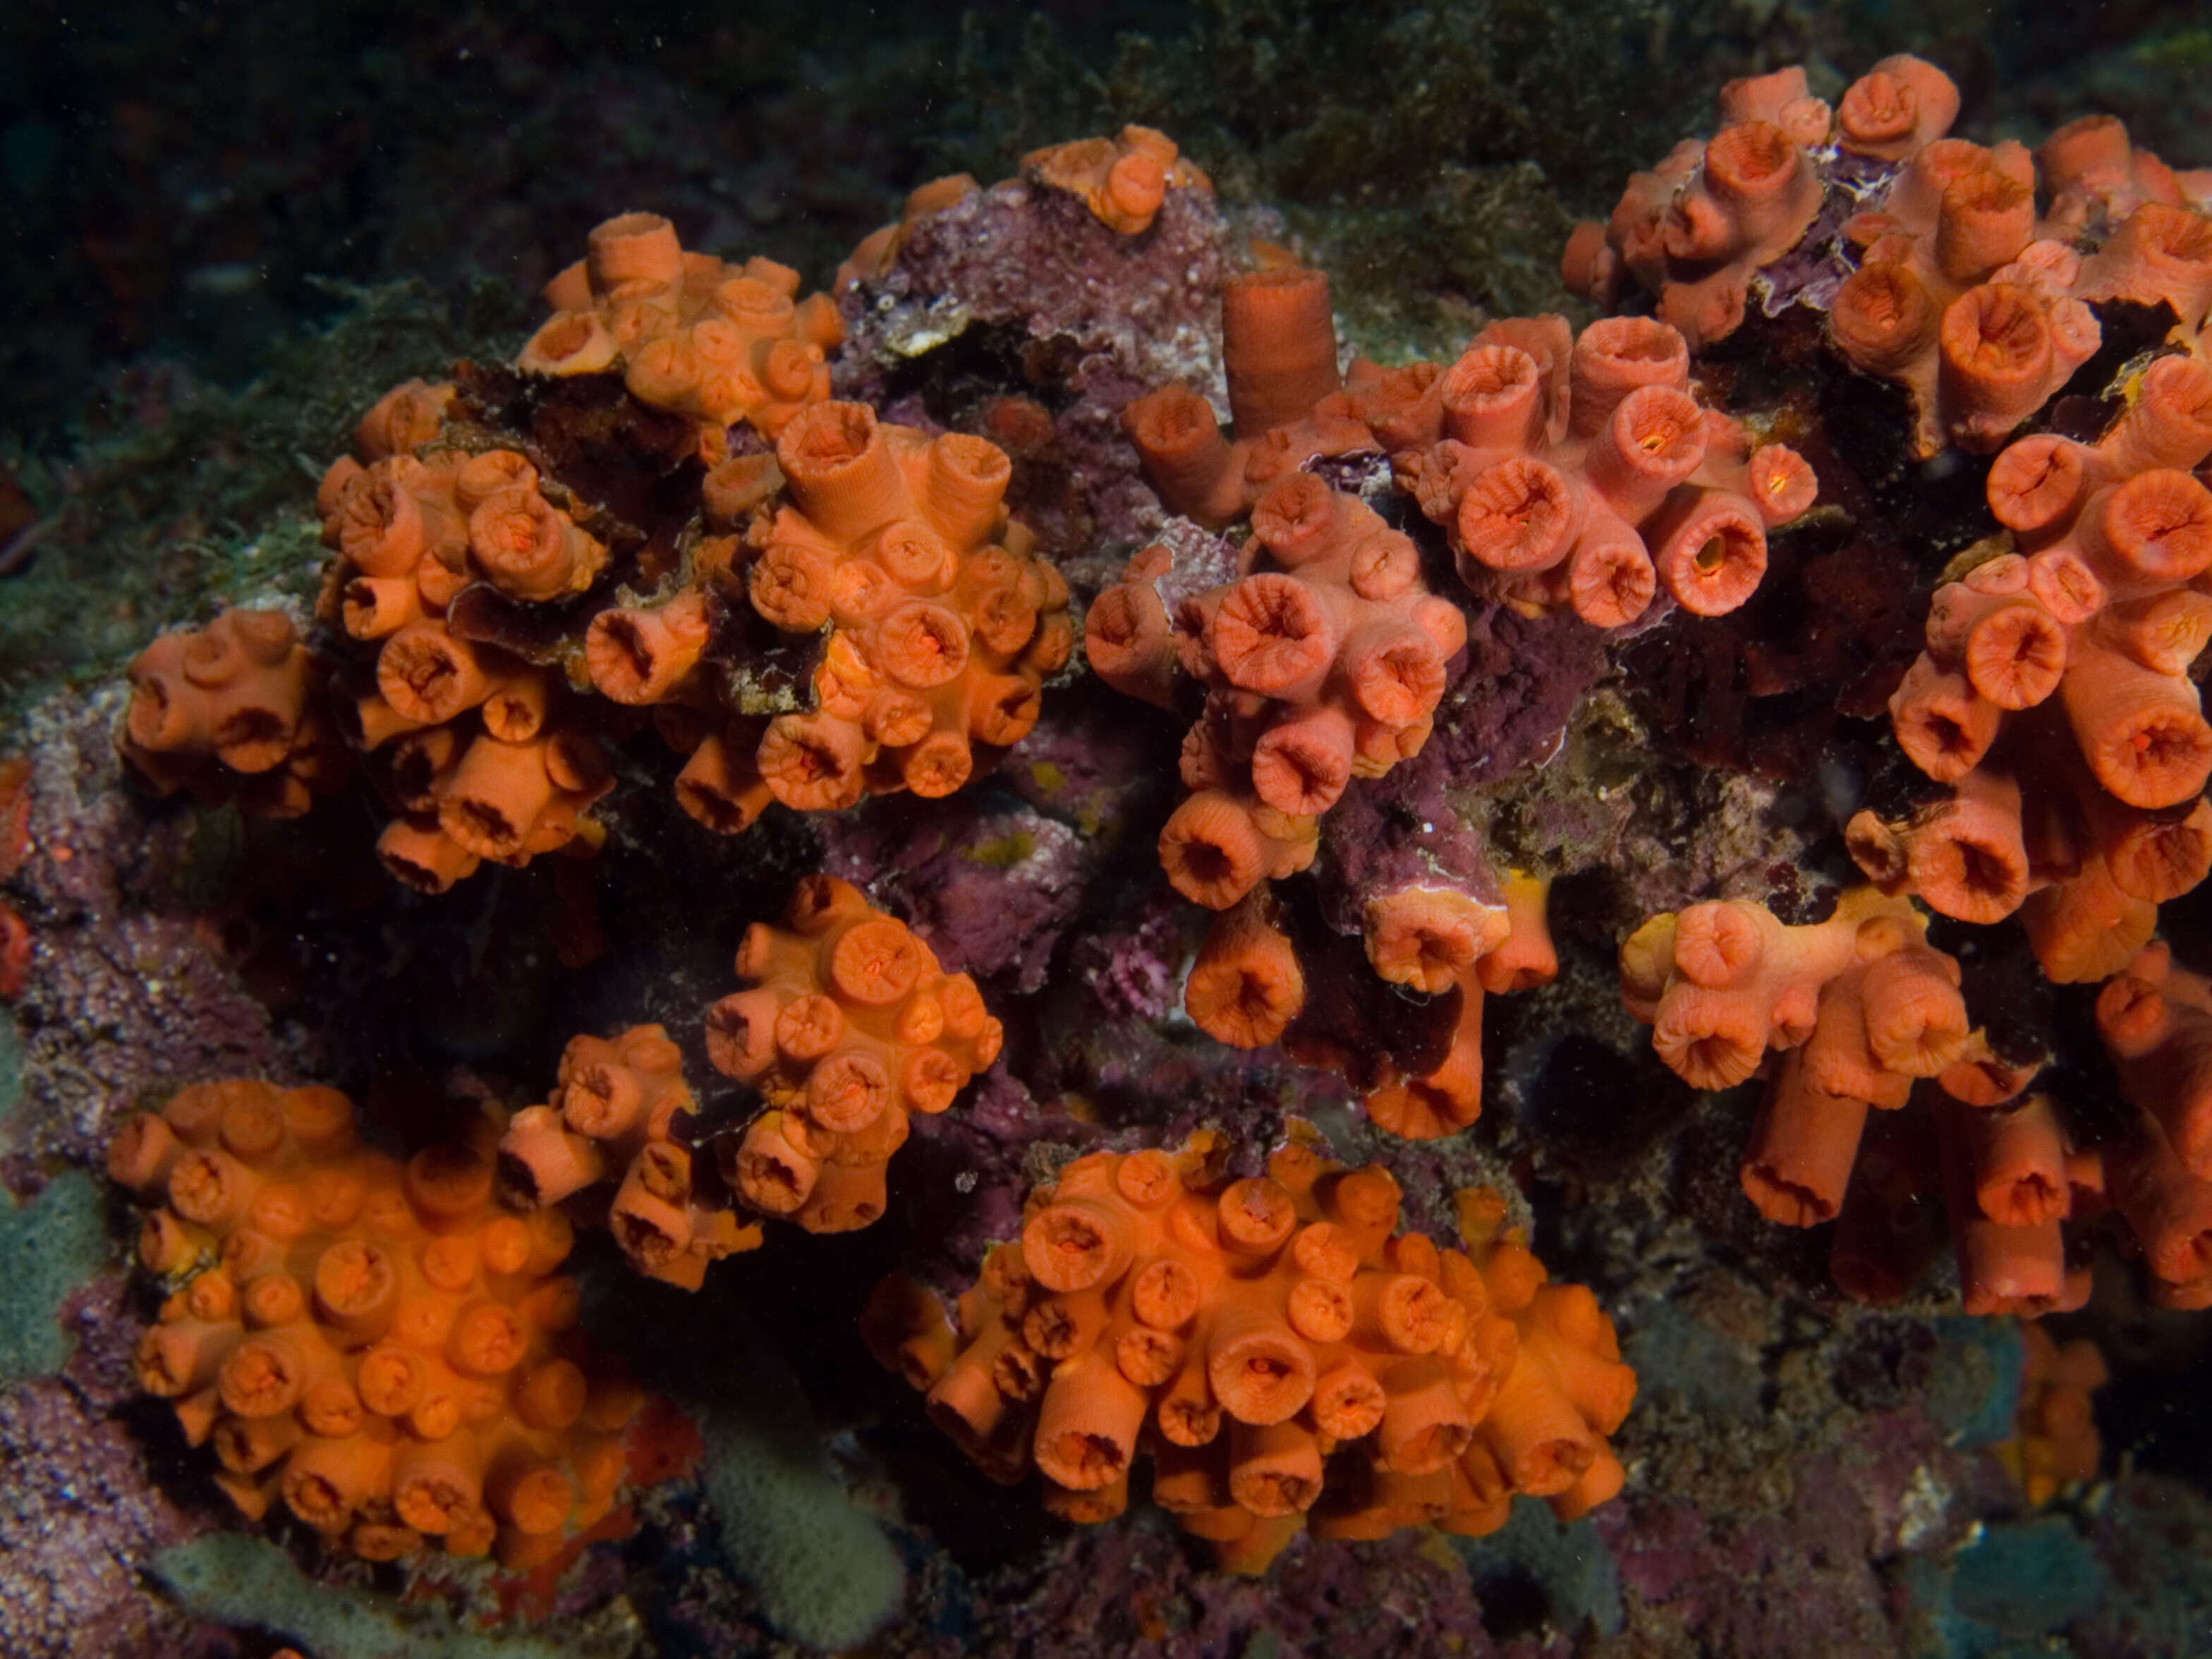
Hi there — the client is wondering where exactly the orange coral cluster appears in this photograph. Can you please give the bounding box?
[1122,265,1416,528]
[117,609,347,818]
[705,875,1004,1234]
[1931,1090,2100,1317]
[130,339,1067,897]
[2043,115,2212,249]
[1846,353,2212,982]
[1997,1320,2105,1505]
[1182,871,1559,1141]
[107,1081,649,1567]
[1566,58,2212,459]
[1021,125,1210,236]
[838,126,1210,291]
[1564,57,1959,349]
[1830,133,2103,457]
[1620,887,2132,1313]
[314,380,616,893]
[1395,314,1816,627]
[516,212,841,459]
[1623,887,2093,1305]
[1342,871,1560,1141]
[2096,942,2212,1307]
[672,401,1073,825]
[499,1028,762,1291]
[1122,282,1815,629]
[866,1141,1632,1572]
[1088,474,1466,911]
[837,173,982,291]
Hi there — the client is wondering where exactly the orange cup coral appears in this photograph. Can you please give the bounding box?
[693,401,1072,825]
[865,1139,1633,1574]
[704,875,1003,1234]
[517,212,842,458]
[1565,57,1958,348]
[1621,887,1979,1215]
[1619,886,2126,1312]
[1089,475,1467,909]
[118,609,348,818]
[1997,1320,2106,1505]
[1848,353,2212,978]
[1021,125,1210,237]
[499,1027,763,1290]
[108,1081,650,1567]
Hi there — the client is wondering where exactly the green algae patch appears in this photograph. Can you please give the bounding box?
[700,1351,907,1653]
[0,1166,108,1382]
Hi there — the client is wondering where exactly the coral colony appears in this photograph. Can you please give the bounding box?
[8,47,2212,1655]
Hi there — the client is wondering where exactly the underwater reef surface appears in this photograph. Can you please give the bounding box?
[5,6,2212,1658]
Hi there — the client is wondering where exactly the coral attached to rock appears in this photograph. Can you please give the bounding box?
[705,875,1004,1234]
[517,212,842,458]
[108,1080,652,1567]
[868,1140,1631,1574]
[499,1027,762,1290]
[1847,353,2212,983]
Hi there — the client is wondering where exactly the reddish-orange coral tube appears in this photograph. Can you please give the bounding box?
[376,623,492,726]
[1937,284,2055,443]
[1457,460,1585,574]
[756,712,867,810]
[585,592,711,705]
[1122,384,1241,524]
[1479,1349,1597,1497]
[1830,262,1938,377]
[1205,1304,1316,1426]
[1227,1418,1325,1517]
[1742,1050,1871,1226]
[2058,643,2212,808]
[1889,657,2000,783]
[1965,1094,2071,1227]
[1566,317,1689,441]
[1158,791,1269,910]
[1900,767,2031,923]
[1836,54,1959,159]
[1221,268,1339,438]
[1186,892,1306,1048]
[1033,1349,1148,1491]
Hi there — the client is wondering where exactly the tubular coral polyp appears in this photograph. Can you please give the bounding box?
[1831,133,2101,456]
[310,402,620,893]
[1998,1320,2106,1506]
[1620,887,2114,1312]
[516,212,842,458]
[1021,125,1210,236]
[499,1027,762,1289]
[871,1142,1632,1572]
[118,609,348,818]
[2098,942,2212,1304]
[703,875,1003,1234]
[1623,887,1979,1215]
[1337,873,1558,1141]
[108,1081,652,1567]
